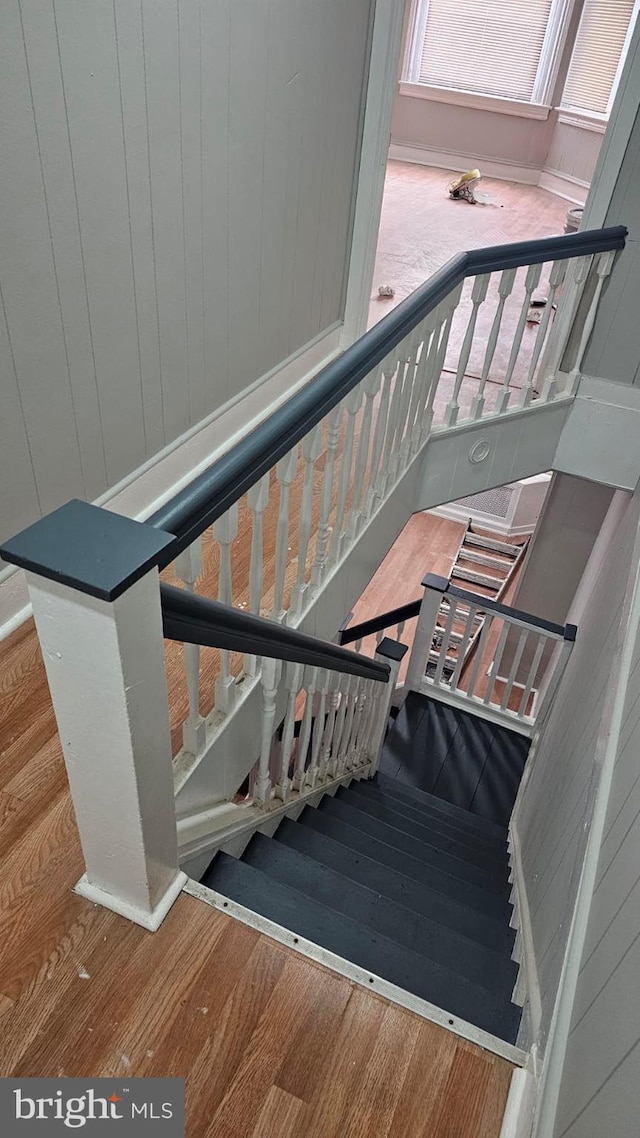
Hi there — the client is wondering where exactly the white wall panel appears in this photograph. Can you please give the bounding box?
[0,0,373,547]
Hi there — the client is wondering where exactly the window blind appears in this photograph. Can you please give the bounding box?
[562,0,635,114]
[417,0,554,102]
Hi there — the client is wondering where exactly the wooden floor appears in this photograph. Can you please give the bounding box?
[0,515,514,1136]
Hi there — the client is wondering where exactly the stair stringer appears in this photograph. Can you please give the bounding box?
[174,399,571,854]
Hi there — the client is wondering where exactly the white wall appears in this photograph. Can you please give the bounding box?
[552,549,640,1136]
[514,490,639,1057]
[0,0,373,547]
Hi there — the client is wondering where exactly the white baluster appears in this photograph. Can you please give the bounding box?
[494,264,543,415]
[292,666,318,791]
[306,670,329,788]
[337,675,358,775]
[343,364,378,541]
[376,354,404,500]
[253,657,281,810]
[364,355,395,517]
[290,426,323,617]
[310,405,342,592]
[174,538,206,756]
[245,474,270,676]
[449,604,478,691]
[344,678,364,771]
[331,675,350,775]
[518,633,547,718]
[470,268,517,420]
[442,275,490,427]
[520,260,569,407]
[403,318,434,463]
[321,672,341,780]
[375,630,384,647]
[332,387,362,557]
[369,639,407,775]
[420,283,463,437]
[563,249,617,398]
[275,661,303,802]
[501,629,528,712]
[405,575,447,692]
[272,448,299,622]
[396,620,406,641]
[212,504,239,713]
[433,599,457,687]
[484,620,510,706]
[465,614,493,701]
[389,325,422,477]
[408,316,438,453]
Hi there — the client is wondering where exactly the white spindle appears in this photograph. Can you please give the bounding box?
[494,263,543,415]
[396,620,406,641]
[484,621,510,705]
[405,577,447,692]
[501,629,528,712]
[519,260,569,407]
[253,656,280,809]
[329,390,360,567]
[174,538,206,756]
[369,640,406,775]
[245,474,270,676]
[311,405,342,591]
[518,633,547,717]
[275,661,303,802]
[420,283,463,438]
[389,325,422,477]
[465,614,493,701]
[306,670,329,788]
[470,268,517,420]
[337,675,358,774]
[563,249,617,398]
[442,275,490,427]
[331,675,351,776]
[408,317,438,452]
[376,354,405,499]
[433,598,457,686]
[449,604,478,691]
[213,504,239,713]
[272,448,299,622]
[365,357,395,517]
[293,666,317,791]
[347,371,382,542]
[290,426,322,616]
[320,673,341,780]
[345,678,364,770]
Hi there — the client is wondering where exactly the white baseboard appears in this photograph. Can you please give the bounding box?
[0,327,342,641]
[389,143,591,205]
[427,502,537,538]
[389,143,540,186]
[538,169,589,206]
[500,1067,537,1138]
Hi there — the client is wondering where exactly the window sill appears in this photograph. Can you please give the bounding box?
[398,81,551,121]
[556,109,608,135]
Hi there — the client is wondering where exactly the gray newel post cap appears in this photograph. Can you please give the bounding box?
[0,499,177,602]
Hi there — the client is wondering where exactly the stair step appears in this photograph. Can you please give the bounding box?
[452,566,504,590]
[275,818,515,954]
[204,853,521,1043]
[299,807,511,920]
[459,547,512,571]
[373,771,509,844]
[465,532,520,556]
[317,797,510,896]
[348,780,508,859]
[244,833,518,996]
[335,785,509,876]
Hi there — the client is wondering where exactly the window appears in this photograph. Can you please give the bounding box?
[406,0,563,104]
[561,0,637,116]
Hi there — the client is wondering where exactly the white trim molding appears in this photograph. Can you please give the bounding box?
[398,81,552,121]
[557,109,607,135]
[538,169,589,205]
[500,1067,537,1138]
[388,143,540,186]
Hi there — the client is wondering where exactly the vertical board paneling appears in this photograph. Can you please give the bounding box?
[516,492,640,1056]
[1,0,373,544]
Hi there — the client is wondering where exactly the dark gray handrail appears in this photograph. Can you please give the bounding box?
[422,573,577,640]
[160,584,390,682]
[339,598,422,645]
[148,226,626,562]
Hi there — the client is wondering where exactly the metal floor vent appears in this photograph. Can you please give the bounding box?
[455,486,514,519]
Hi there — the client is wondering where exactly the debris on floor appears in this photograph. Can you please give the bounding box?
[448,168,482,204]
[377,284,395,298]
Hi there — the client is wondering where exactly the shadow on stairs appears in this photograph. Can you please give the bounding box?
[202,692,530,1048]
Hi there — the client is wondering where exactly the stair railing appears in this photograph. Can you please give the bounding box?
[0,227,619,928]
[405,573,577,736]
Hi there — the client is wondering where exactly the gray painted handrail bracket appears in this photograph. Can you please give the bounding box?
[148,227,627,560]
[160,583,390,682]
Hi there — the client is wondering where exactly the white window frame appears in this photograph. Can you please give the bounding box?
[402,0,574,117]
[560,0,640,119]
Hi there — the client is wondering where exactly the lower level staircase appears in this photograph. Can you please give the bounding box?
[202,701,525,1044]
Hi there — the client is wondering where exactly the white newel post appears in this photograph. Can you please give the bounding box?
[369,638,408,775]
[1,500,186,931]
[405,573,449,693]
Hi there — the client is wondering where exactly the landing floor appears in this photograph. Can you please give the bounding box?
[381,692,530,829]
[0,618,514,1135]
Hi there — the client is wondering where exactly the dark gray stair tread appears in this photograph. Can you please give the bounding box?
[300,806,512,921]
[430,709,498,812]
[469,726,530,828]
[382,694,462,794]
[373,771,508,843]
[275,818,515,953]
[204,854,521,1043]
[339,783,508,872]
[245,833,517,995]
[319,795,509,897]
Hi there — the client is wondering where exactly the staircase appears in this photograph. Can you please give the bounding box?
[202,693,527,1046]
